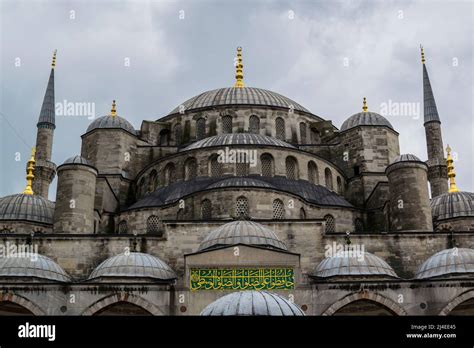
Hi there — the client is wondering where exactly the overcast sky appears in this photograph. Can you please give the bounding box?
[0,0,472,198]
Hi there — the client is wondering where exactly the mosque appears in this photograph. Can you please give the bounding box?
[0,47,473,316]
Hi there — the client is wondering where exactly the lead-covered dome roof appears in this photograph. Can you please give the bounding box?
[86,115,136,135]
[200,290,305,316]
[168,87,310,115]
[391,154,422,163]
[313,251,398,278]
[181,133,296,151]
[431,191,474,221]
[63,155,91,165]
[0,193,54,224]
[0,254,70,282]
[88,252,176,281]
[416,248,474,279]
[340,112,394,132]
[198,220,287,251]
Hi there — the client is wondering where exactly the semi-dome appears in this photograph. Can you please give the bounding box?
[198,220,287,251]
[340,112,394,132]
[88,252,176,281]
[181,133,296,151]
[168,87,311,115]
[0,193,54,224]
[86,115,136,135]
[391,154,422,163]
[0,254,71,282]
[416,248,474,279]
[207,177,276,190]
[431,191,474,221]
[313,251,398,278]
[200,290,305,316]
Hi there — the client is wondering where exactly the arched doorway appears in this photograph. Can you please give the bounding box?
[93,301,152,316]
[0,301,35,315]
[447,298,474,315]
[333,299,396,316]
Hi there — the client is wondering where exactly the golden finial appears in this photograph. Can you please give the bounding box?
[110,100,117,117]
[51,49,57,69]
[23,148,36,195]
[362,97,368,112]
[420,45,425,64]
[234,46,245,88]
[446,145,459,193]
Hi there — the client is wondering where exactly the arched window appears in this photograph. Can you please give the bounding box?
[235,196,249,218]
[222,115,233,134]
[147,215,162,235]
[201,199,212,219]
[308,161,318,184]
[164,163,176,185]
[272,199,285,219]
[299,122,307,143]
[249,115,260,134]
[196,118,206,140]
[324,214,335,233]
[275,117,285,140]
[325,168,333,190]
[118,220,128,234]
[149,170,158,192]
[260,153,274,177]
[0,228,11,233]
[209,154,222,177]
[355,218,364,233]
[286,156,298,180]
[311,128,321,144]
[159,129,170,146]
[235,152,249,176]
[138,177,146,197]
[174,124,182,145]
[300,207,306,219]
[176,208,184,220]
[337,176,343,194]
[184,157,197,180]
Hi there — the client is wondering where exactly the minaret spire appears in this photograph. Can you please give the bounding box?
[234,47,245,88]
[446,145,459,193]
[421,45,448,197]
[23,148,36,195]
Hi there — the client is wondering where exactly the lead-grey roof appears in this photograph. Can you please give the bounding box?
[313,251,398,278]
[340,111,394,132]
[198,220,287,251]
[431,191,474,221]
[127,176,352,210]
[86,115,136,135]
[63,155,91,165]
[392,154,422,163]
[168,87,310,115]
[182,133,296,151]
[0,254,71,282]
[88,252,176,281]
[0,194,55,224]
[416,248,474,279]
[37,68,55,127]
[200,290,305,316]
[423,64,441,124]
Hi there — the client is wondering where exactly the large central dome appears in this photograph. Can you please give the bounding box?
[168,87,311,115]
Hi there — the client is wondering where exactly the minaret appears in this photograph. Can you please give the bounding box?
[234,47,245,88]
[421,46,448,197]
[33,50,57,199]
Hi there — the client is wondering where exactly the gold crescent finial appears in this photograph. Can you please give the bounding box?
[23,148,36,195]
[110,100,117,117]
[420,45,425,64]
[446,144,459,193]
[51,49,57,69]
[234,46,245,88]
[362,97,368,112]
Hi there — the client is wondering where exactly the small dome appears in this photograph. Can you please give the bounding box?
[63,155,91,165]
[431,191,474,221]
[314,251,398,278]
[181,133,296,151]
[340,112,394,132]
[198,220,287,251]
[391,154,422,163]
[86,115,135,135]
[168,87,311,115]
[200,291,305,316]
[88,252,176,281]
[0,254,70,282]
[0,194,54,224]
[416,248,474,279]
